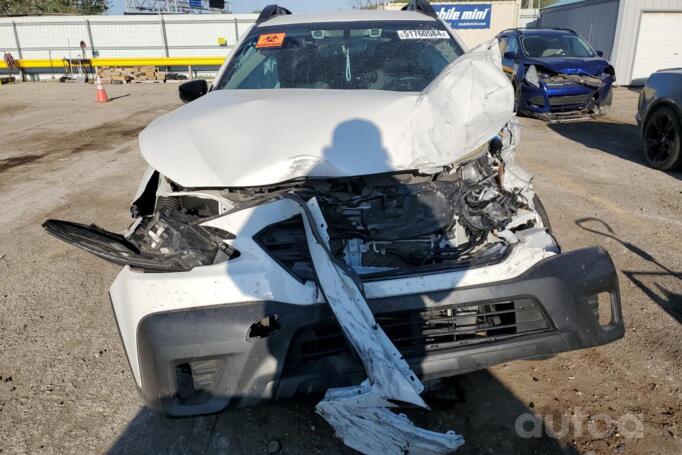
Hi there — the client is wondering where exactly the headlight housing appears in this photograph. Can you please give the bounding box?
[525,65,540,87]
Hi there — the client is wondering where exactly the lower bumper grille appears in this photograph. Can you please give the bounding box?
[549,94,592,107]
[528,95,545,106]
[284,298,552,372]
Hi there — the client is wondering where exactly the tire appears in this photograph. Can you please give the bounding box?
[642,106,682,171]
[532,195,552,233]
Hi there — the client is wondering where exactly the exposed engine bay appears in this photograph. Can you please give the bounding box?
[44,121,552,279]
[254,140,546,280]
[542,70,609,89]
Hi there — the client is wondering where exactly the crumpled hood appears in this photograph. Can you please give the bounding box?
[524,56,610,77]
[139,40,513,188]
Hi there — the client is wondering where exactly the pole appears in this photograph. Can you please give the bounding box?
[11,21,26,82]
[160,15,170,57]
[11,21,22,59]
[86,20,96,57]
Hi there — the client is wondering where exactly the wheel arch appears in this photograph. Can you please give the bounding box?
[644,99,682,131]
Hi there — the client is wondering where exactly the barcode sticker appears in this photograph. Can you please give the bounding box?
[397,30,449,40]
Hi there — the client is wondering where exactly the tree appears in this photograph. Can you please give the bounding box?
[78,0,108,14]
[349,0,381,10]
[0,0,109,16]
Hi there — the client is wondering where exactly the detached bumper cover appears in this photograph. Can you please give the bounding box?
[133,246,624,417]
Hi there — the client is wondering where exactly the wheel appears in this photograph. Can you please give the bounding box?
[642,106,682,171]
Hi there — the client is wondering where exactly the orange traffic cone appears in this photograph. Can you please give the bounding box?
[96,76,109,103]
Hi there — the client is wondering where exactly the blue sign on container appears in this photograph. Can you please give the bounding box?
[432,3,492,29]
[189,0,203,8]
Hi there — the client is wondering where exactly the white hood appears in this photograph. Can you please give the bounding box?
[139,40,513,188]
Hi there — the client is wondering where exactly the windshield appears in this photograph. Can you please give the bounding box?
[215,21,463,92]
[521,35,595,58]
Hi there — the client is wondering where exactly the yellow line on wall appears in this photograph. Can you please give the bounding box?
[0,57,226,69]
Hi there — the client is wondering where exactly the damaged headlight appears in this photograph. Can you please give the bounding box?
[130,208,237,272]
[525,65,540,88]
[43,207,238,273]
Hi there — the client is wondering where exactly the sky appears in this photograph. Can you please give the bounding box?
[109,0,353,15]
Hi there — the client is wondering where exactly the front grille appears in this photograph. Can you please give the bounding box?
[549,94,592,107]
[284,299,552,373]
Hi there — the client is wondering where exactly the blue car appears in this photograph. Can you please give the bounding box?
[496,28,615,121]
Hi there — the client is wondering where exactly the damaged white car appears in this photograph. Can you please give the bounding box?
[44,3,625,453]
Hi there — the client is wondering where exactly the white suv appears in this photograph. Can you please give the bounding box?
[44,3,624,453]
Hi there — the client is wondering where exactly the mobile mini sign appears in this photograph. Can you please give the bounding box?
[432,3,492,29]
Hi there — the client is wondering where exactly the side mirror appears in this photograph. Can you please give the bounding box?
[503,51,517,60]
[179,79,208,103]
[596,50,604,57]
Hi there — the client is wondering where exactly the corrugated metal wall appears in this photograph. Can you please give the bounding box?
[541,0,682,84]
[611,0,682,84]
[385,1,521,49]
[0,14,258,60]
[1,5,523,62]
[539,0,619,60]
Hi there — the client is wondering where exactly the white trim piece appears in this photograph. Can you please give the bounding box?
[299,196,464,454]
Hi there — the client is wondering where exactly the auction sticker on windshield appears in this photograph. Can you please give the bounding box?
[397,30,449,40]
[257,33,286,48]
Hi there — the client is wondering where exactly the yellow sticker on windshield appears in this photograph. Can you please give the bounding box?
[257,33,286,48]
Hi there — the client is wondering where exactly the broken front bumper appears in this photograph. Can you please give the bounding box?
[124,246,624,417]
[518,82,613,122]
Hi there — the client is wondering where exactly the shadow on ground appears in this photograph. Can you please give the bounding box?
[548,121,682,181]
[107,370,579,455]
[576,217,682,324]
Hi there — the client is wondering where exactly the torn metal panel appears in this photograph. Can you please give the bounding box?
[546,72,605,88]
[317,396,464,455]
[410,39,513,167]
[292,193,464,454]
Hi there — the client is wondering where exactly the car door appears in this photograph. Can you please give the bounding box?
[498,35,510,77]
[500,35,520,81]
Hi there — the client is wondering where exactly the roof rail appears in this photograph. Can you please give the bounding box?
[546,27,577,34]
[256,4,292,25]
[401,0,439,20]
[500,27,577,34]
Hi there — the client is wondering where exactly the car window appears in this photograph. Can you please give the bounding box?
[521,34,595,58]
[506,36,519,54]
[215,21,464,92]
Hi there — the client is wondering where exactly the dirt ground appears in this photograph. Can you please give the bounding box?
[0,83,680,455]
